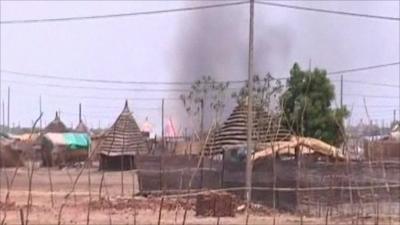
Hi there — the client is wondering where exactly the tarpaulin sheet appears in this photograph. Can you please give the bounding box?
[44,133,91,151]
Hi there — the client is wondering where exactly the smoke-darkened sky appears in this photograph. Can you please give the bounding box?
[1,1,399,134]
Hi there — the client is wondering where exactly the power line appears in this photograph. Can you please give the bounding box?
[3,61,398,86]
[255,1,400,22]
[1,70,246,85]
[351,104,399,108]
[2,1,398,25]
[275,62,400,80]
[43,94,180,101]
[344,94,399,99]
[0,1,248,24]
[327,62,400,76]
[2,79,189,92]
[331,79,400,88]
[2,79,243,93]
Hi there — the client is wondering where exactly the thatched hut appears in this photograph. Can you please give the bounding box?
[75,104,90,134]
[44,112,69,133]
[205,103,291,155]
[97,101,148,170]
[75,121,90,134]
[41,132,91,167]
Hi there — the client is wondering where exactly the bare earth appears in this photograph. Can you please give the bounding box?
[0,168,398,225]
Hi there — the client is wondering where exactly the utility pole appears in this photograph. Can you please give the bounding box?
[1,101,4,132]
[394,110,397,124]
[161,98,165,149]
[246,0,255,207]
[79,103,82,122]
[39,95,42,130]
[340,75,343,108]
[7,87,10,131]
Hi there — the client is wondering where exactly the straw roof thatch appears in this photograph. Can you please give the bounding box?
[205,104,291,155]
[44,112,68,133]
[75,121,90,134]
[97,101,148,156]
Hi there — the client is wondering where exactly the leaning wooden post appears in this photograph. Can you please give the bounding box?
[220,151,225,188]
[57,204,65,225]
[159,154,163,191]
[86,158,92,225]
[157,197,164,225]
[47,165,54,207]
[19,209,24,225]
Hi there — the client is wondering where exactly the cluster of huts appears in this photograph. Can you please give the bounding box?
[0,101,147,169]
[1,99,398,213]
[0,99,347,170]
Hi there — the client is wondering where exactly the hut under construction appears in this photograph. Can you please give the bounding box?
[97,101,148,170]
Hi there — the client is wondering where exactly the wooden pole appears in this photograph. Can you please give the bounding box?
[393,110,396,124]
[162,99,165,150]
[39,95,42,130]
[79,103,82,122]
[157,197,164,225]
[200,99,204,139]
[245,0,255,206]
[2,101,4,132]
[220,152,225,188]
[340,75,343,108]
[7,87,10,131]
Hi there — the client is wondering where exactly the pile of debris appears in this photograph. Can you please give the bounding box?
[236,202,277,216]
[196,192,236,217]
[90,197,194,211]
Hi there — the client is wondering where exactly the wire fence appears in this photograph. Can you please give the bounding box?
[0,148,399,225]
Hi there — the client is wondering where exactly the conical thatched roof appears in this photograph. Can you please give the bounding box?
[75,103,90,134]
[75,121,90,134]
[97,101,147,156]
[205,104,291,155]
[44,112,68,133]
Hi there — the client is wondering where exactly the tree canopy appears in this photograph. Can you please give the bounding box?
[231,73,283,111]
[281,63,349,146]
[180,76,230,135]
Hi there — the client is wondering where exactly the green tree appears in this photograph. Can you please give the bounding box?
[281,63,349,146]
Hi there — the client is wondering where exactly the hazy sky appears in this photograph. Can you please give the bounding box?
[1,1,399,134]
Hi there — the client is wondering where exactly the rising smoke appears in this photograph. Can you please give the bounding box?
[169,2,293,133]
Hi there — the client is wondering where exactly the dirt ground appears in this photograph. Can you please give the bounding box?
[0,167,398,225]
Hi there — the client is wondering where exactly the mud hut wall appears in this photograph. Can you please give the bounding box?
[135,155,221,192]
[99,154,135,171]
[0,143,24,167]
